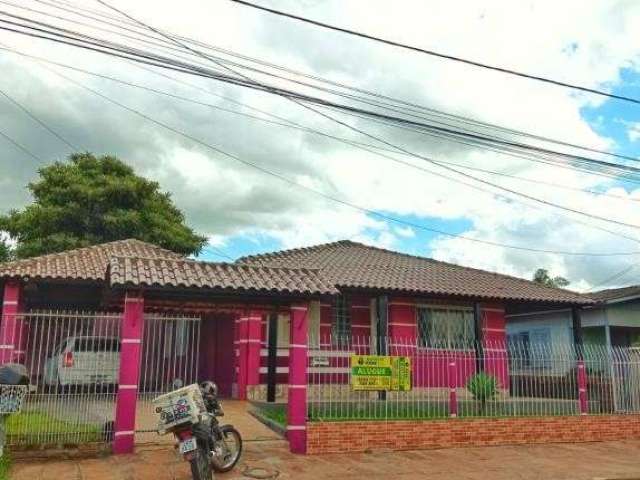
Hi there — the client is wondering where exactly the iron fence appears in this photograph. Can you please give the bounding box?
[307,336,640,421]
[135,314,201,442]
[5,310,121,447]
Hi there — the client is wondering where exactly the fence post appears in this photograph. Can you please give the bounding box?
[235,313,248,400]
[246,311,263,399]
[287,303,308,454]
[0,280,23,365]
[448,359,458,417]
[113,291,144,454]
[577,360,588,415]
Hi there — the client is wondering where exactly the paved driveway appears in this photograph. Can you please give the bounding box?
[11,439,640,480]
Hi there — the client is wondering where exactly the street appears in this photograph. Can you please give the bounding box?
[11,439,640,480]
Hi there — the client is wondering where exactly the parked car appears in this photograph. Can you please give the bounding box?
[44,336,120,390]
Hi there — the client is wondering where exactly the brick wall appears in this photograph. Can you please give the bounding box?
[306,415,640,454]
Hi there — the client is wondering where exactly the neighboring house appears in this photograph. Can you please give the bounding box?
[0,238,592,401]
[506,285,640,350]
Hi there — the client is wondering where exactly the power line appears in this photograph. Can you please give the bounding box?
[5,44,640,250]
[227,0,640,106]
[88,1,640,235]
[10,45,636,205]
[21,0,640,167]
[201,245,235,261]
[15,49,640,258]
[5,13,640,240]
[3,11,638,183]
[0,125,43,161]
[0,85,79,151]
[587,264,636,292]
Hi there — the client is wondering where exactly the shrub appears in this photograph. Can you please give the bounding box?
[466,373,499,413]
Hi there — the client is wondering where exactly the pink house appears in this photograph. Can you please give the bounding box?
[0,239,592,453]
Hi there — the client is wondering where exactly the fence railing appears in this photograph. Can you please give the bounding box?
[306,336,640,421]
[4,310,121,446]
[1,310,203,447]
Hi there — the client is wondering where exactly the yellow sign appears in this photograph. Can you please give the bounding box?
[351,355,411,391]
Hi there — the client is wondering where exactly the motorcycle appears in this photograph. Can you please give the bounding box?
[153,381,242,480]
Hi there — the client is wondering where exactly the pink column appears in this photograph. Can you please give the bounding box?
[287,303,308,454]
[113,291,144,454]
[0,280,24,364]
[235,313,249,400]
[577,360,588,415]
[246,311,263,391]
[448,359,458,418]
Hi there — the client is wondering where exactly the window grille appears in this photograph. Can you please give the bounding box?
[417,306,475,349]
[332,294,351,343]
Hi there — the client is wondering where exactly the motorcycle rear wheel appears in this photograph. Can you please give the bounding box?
[211,425,242,473]
[189,445,213,480]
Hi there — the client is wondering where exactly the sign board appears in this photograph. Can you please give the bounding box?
[310,356,330,367]
[350,355,411,391]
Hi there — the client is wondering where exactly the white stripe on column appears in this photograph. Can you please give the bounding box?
[286,425,306,431]
[118,385,138,390]
[121,338,141,344]
[114,430,135,437]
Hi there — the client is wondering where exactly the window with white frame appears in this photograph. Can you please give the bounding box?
[417,306,475,349]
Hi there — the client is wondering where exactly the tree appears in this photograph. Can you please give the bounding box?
[0,237,12,263]
[2,153,207,258]
[532,268,570,288]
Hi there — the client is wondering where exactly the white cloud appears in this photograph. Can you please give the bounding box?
[0,0,639,289]
[395,226,415,238]
[627,122,640,142]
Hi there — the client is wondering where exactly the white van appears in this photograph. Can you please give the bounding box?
[44,336,120,389]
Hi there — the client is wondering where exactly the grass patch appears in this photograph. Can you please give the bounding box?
[0,452,10,480]
[6,411,102,446]
[256,405,287,427]
[255,400,580,423]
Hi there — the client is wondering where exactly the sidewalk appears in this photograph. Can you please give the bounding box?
[11,439,640,480]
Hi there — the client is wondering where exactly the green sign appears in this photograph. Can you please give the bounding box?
[351,355,411,391]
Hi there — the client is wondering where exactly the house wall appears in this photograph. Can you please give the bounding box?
[506,309,573,348]
[506,303,640,346]
[604,302,640,328]
[251,296,508,399]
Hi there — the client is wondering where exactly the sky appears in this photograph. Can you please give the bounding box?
[1,0,640,292]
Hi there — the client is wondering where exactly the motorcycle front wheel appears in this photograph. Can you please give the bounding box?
[189,445,213,480]
[211,425,242,473]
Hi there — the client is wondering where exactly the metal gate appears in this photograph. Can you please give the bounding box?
[8,310,120,447]
[611,347,640,412]
[135,314,201,443]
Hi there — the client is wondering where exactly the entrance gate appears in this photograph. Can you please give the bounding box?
[135,314,201,443]
[9,310,120,447]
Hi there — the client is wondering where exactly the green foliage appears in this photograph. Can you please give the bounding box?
[532,268,570,288]
[0,451,10,480]
[0,238,11,263]
[6,410,101,444]
[466,372,499,408]
[2,153,207,258]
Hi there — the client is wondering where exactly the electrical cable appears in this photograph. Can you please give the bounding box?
[227,0,640,106]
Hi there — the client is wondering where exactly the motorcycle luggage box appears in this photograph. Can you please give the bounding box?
[153,384,206,434]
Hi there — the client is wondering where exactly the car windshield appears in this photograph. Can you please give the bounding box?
[73,338,121,352]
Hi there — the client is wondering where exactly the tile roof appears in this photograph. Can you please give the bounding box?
[108,256,338,295]
[588,285,640,303]
[0,239,184,282]
[238,240,592,305]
